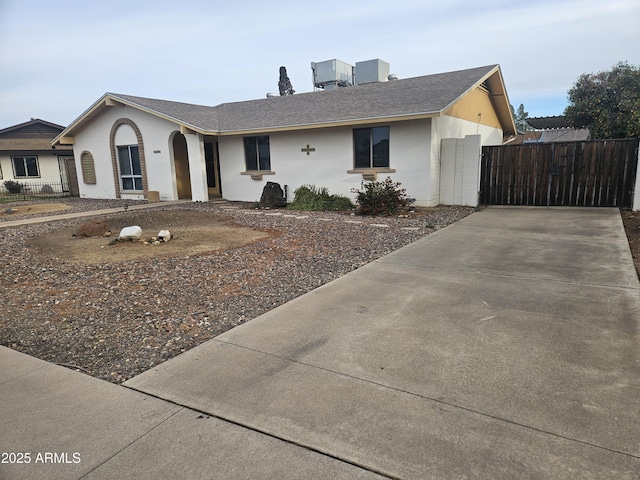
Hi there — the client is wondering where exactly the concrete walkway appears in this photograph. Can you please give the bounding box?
[0,199,190,229]
[1,207,639,479]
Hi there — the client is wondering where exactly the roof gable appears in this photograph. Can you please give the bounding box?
[0,118,65,137]
[0,118,71,153]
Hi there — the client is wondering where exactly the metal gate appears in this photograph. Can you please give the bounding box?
[480,139,639,208]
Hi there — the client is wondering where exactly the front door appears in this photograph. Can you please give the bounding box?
[205,140,221,197]
[59,156,79,196]
[173,133,192,199]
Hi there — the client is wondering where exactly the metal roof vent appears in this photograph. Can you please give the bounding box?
[311,59,354,90]
[266,93,276,98]
[388,74,399,81]
[355,59,390,85]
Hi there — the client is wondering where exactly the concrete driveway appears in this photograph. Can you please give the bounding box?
[125,207,640,479]
[2,206,638,479]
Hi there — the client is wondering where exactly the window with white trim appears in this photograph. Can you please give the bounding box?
[353,126,390,168]
[117,145,142,190]
[12,155,40,178]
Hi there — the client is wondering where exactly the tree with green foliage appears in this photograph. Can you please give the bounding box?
[511,103,533,133]
[564,62,640,139]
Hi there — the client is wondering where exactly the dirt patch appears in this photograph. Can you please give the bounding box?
[621,210,640,279]
[1,202,71,216]
[29,210,274,264]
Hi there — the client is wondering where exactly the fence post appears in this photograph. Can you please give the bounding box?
[633,142,640,211]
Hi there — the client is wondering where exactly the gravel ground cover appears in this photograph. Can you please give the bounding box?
[0,199,474,383]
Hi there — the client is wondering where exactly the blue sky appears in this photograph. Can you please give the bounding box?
[0,0,638,128]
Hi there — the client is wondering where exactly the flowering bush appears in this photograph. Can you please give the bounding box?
[351,177,409,215]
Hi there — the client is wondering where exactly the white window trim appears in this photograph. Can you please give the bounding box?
[11,155,40,178]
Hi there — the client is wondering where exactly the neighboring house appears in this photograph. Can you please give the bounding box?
[0,118,78,195]
[505,116,590,144]
[52,64,516,207]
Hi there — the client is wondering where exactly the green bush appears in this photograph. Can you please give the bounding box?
[351,177,409,215]
[288,185,354,211]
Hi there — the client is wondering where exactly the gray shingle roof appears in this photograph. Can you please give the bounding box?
[0,137,73,152]
[111,65,499,133]
[109,94,221,131]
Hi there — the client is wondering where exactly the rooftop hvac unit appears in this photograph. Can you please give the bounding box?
[355,59,390,85]
[311,59,354,90]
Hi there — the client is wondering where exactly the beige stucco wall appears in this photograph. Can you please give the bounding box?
[0,152,63,186]
[444,87,502,129]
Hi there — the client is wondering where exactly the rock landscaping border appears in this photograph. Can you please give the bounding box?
[0,199,474,383]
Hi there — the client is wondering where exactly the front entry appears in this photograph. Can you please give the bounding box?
[59,156,80,196]
[205,140,221,197]
[173,133,192,199]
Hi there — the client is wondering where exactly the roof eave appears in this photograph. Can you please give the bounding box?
[108,94,208,135]
[52,93,207,147]
[484,67,516,136]
[52,94,112,146]
[215,111,441,136]
[440,65,516,136]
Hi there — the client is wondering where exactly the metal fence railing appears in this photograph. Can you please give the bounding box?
[1,180,72,202]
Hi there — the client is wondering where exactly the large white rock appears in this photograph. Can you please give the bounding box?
[157,230,172,242]
[118,225,142,241]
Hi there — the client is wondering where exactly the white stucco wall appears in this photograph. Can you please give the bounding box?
[185,133,208,202]
[439,135,482,206]
[0,152,63,186]
[69,104,505,207]
[219,119,433,204]
[430,116,504,205]
[72,104,184,201]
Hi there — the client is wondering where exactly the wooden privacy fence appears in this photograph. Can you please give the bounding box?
[480,139,639,208]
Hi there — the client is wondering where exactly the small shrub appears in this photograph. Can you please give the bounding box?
[4,180,23,194]
[288,184,354,211]
[351,177,409,215]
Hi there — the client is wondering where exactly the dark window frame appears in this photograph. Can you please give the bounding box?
[353,126,390,169]
[117,145,142,191]
[243,136,271,171]
[11,155,40,178]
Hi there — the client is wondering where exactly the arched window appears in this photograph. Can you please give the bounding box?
[109,118,147,198]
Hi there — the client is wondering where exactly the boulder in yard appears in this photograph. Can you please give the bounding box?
[157,230,172,242]
[259,182,287,208]
[75,219,111,237]
[118,225,142,242]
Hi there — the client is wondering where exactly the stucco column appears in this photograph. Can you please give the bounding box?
[462,134,481,207]
[184,132,209,202]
